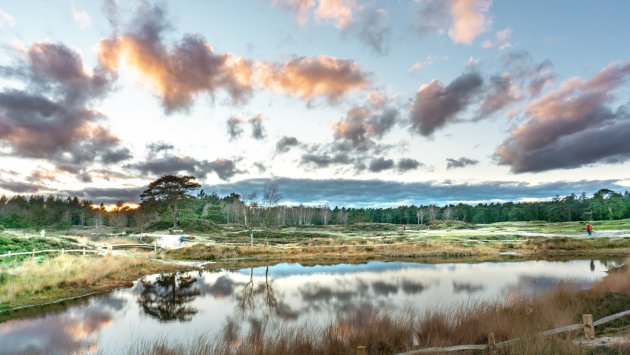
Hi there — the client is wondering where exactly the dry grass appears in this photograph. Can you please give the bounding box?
[166,240,497,264]
[0,254,179,309]
[122,305,585,355]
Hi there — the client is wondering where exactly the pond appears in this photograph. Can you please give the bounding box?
[0,259,620,354]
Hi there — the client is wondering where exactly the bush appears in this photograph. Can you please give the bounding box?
[345,223,398,231]
[180,218,218,232]
[425,220,474,230]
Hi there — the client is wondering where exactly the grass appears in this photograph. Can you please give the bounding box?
[104,258,630,354]
[0,235,80,256]
[0,254,183,312]
[164,233,630,266]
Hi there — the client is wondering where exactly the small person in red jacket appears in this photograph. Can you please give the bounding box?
[586,223,593,237]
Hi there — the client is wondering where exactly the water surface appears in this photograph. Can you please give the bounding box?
[0,259,618,354]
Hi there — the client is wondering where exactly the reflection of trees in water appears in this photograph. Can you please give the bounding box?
[234,266,297,322]
[452,281,484,294]
[137,273,200,322]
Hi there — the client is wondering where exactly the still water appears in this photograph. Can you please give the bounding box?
[0,259,618,354]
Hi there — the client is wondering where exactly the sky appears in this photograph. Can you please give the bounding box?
[0,0,629,207]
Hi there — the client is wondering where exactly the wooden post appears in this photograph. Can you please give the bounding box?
[411,332,420,348]
[82,248,86,256]
[32,249,35,258]
[154,241,157,255]
[487,332,496,354]
[7,251,11,257]
[583,314,595,339]
[356,345,367,355]
[107,245,112,256]
[61,248,65,255]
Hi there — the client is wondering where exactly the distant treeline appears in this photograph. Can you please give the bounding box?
[0,188,629,231]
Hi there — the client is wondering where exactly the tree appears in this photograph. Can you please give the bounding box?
[242,192,258,246]
[262,182,282,228]
[417,208,424,225]
[137,273,200,322]
[140,175,201,229]
[262,182,281,207]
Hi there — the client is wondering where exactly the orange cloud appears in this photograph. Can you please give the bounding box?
[315,0,356,29]
[97,34,253,112]
[257,55,370,101]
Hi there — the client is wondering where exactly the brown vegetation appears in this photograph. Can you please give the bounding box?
[166,236,630,266]
[0,254,182,311]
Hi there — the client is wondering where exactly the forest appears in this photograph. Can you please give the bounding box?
[0,178,629,231]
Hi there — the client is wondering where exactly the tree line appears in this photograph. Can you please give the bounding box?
[1,175,629,231]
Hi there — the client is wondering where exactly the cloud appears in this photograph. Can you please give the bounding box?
[130,146,241,180]
[226,116,245,141]
[99,2,370,109]
[477,72,520,118]
[298,135,394,173]
[350,4,391,54]
[368,157,394,172]
[409,71,483,136]
[397,158,423,172]
[273,0,391,55]
[481,27,512,50]
[446,157,479,169]
[71,0,92,29]
[372,281,398,296]
[147,142,174,155]
[501,51,555,98]
[274,0,357,29]
[97,2,253,113]
[253,162,267,172]
[211,177,627,207]
[272,0,316,24]
[0,42,128,175]
[0,9,15,28]
[332,105,398,149]
[257,55,370,101]
[64,186,145,203]
[447,0,492,44]
[415,0,492,45]
[276,136,300,153]
[101,147,133,164]
[497,109,630,173]
[249,114,266,140]
[528,61,555,97]
[408,55,449,74]
[204,159,241,180]
[496,60,630,172]
[314,0,356,29]
[300,151,352,168]
[34,177,629,206]
[0,180,44,193]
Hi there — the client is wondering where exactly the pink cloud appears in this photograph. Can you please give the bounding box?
[448,0,493,44]
[315,0,356,29]
[496,60,630,172]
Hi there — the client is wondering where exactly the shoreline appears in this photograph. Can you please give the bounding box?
[0,249,626,322]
